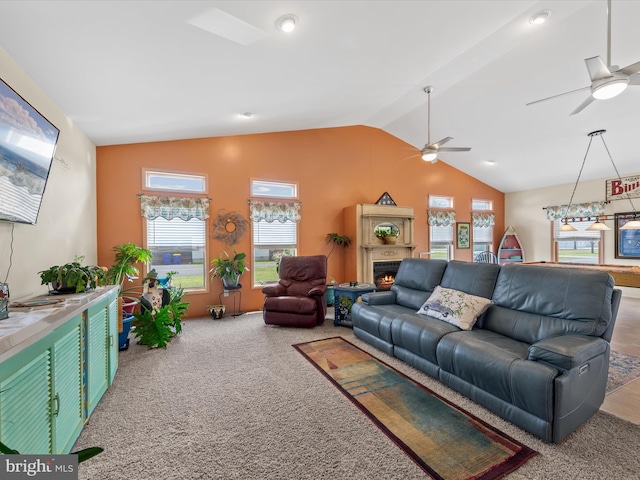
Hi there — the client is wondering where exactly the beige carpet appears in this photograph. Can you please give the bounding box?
[73,312,640,479]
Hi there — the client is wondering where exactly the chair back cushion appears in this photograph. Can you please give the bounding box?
[278,255,327,295]
[390,258,448,310]
[485,263,615,343]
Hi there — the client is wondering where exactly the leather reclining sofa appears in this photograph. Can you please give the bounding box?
[351,258,621,443]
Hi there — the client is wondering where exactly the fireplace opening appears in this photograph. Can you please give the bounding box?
[373,261,401,290]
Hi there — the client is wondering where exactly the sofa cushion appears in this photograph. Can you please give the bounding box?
[440,260,500,298]
[391,313,459,365]
[417,286,491,330]
[390,258,448,310]
[437,329,559,421]
[352,303,415,344]
[487,264,615,344]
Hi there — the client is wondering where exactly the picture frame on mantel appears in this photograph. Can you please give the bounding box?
[615,213,640,259]
[456,222,470,249]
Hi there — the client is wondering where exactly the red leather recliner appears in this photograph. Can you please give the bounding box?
[262,255,328,328]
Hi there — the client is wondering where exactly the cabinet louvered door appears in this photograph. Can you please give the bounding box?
[51,315,83,453]
[86,304,108,417]
[108,296,119,384]
[0,339,52,454]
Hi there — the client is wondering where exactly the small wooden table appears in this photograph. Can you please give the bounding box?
[333,282,376,327]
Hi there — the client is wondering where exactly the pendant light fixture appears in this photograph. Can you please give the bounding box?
[560,130,640,232]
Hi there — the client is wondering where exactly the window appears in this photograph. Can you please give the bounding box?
[553,219,603,264]
[472,199,494,255]
[250,180,300,286]
[140,172,209,291]
[143,168,207,193]
[428,196,455,261]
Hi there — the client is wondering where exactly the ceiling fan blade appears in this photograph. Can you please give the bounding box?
[438,147,471,152]
[618,60,640,76]
[430,137,454,149]
[400,153,422,161]
[526,86,591,106]
[400,146,421,151]
[569,95,596,116]
[585,56,612,82]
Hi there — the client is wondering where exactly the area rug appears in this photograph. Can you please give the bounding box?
[293,336,537,480]
[607,350,640,394]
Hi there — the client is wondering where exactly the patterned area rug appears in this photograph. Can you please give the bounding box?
[607,350,640,394]
[294,337,537,480]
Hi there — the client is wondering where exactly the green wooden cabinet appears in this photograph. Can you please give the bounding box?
[0,287,118,454]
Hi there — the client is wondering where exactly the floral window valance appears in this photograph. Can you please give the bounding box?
[428,210,456,227]
[140,195,210,221]
[472,213,495,228]
[545,201,605,221]
[249,200,301,223]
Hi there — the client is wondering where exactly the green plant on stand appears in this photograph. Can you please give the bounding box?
[210,250,249,289]
[325,233,351,305]
[39,256,106,294]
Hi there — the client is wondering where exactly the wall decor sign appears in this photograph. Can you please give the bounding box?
[615,212,640,259]
[606,175,640,202]
[456,222,470,249]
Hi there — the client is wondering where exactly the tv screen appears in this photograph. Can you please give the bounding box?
[0,77,59,225]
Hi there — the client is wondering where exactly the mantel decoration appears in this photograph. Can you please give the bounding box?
[556,130,640,232]
[211,209,248,245]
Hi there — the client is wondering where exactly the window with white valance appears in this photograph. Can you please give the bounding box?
[428,208,455,260]
[249,183,300,286]
[139,194,210,291]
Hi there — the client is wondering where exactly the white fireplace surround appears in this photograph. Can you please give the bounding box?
[344,204,416,284]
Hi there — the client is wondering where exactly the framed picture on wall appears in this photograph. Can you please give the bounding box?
[456,222,470,249]
[615,213,640,259]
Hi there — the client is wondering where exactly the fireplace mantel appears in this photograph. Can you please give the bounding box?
[344,204,415,284]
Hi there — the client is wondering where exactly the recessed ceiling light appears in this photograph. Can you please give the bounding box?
[276,14,297,33]
[529,10,551,25]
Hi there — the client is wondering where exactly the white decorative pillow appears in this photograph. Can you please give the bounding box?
[417,286,491,330]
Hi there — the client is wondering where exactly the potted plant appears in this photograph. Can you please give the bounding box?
[325,233,351,305]
[39,256,107,294]
[210,250,249,289]
[131,286,189,349]
[374,225,400,245]
[106,243,153,313]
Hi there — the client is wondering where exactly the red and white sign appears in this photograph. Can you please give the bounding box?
[606,175,640,202]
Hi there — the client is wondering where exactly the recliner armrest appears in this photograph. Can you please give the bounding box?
[262,284,286,296]
[361,291,396,305]
[528,335,608,370]
[309,286,327,297]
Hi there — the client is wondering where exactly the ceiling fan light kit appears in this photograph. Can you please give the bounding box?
[591,75,628,99]
[527,0,640,115]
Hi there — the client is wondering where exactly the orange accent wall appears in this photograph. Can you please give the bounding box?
[96,125,504,317]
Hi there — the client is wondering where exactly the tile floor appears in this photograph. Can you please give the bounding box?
[600,295,640,424]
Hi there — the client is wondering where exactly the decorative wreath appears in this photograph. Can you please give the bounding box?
[211,210,248,245]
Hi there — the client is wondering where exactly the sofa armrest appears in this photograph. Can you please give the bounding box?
[528,335,608,370]
[262,284,286,296]
[361,290,396,305]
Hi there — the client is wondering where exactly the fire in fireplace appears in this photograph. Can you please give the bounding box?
[373,261,401,290]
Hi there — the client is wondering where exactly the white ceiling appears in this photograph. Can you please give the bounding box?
[1,0,639,193]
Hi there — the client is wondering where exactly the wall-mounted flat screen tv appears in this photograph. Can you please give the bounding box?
[0,77,60,225]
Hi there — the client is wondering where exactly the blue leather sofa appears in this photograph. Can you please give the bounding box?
[351,258,621,443]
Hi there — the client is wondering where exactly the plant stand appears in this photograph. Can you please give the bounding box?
[219,284,243,316]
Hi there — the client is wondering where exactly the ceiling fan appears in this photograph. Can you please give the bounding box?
[527,0,640,115]
[404,86,471,163]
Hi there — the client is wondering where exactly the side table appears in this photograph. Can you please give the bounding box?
[219,284,243,317]
[333,282,376,327]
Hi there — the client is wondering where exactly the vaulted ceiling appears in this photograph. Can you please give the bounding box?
[1,1,638,193]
